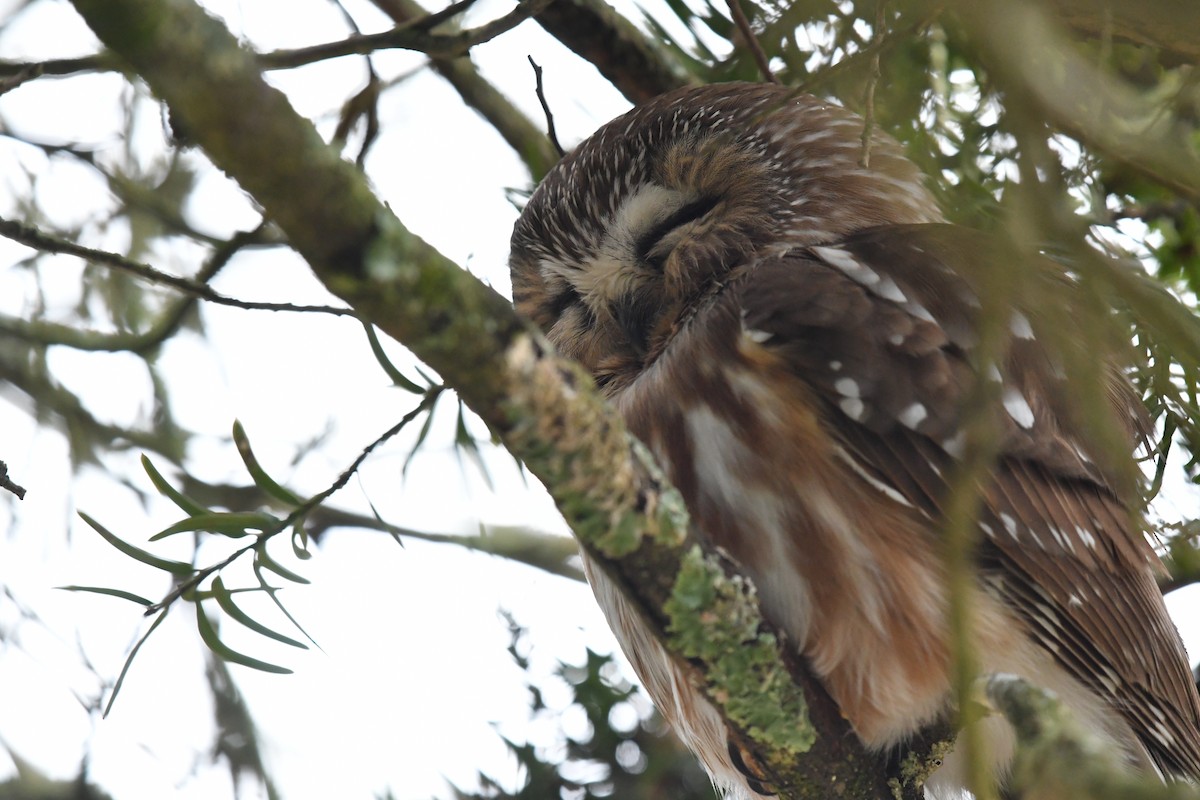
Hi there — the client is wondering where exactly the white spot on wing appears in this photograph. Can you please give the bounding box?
[904,302,936,323]
[834,447,916,510]
[1000,513,1019,540]
[1002,387,1036,429]
[941,431,966,458]
[744,328,774,344]
[897,402,928,429]
[1075,525,1097,549]
[814,245,879,287]
[875,276,909,304]
[840,397,865,420]
[1010,311,1035,339]
[834,377,860,398]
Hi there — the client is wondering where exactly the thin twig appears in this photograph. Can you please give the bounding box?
[527,56,564,157]
[144,387,445,617]
[0,216,355,317]
[2,224,270,354]
[0,0,552,80]
[859,1,887,168]
[0,53,112,80]
[726,0,777,84]
[260,0,557,70]
[0,461,26,500]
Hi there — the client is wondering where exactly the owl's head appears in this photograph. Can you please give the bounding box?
[510,82,942,392]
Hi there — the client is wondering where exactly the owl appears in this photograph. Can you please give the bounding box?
[508,82,1200,797]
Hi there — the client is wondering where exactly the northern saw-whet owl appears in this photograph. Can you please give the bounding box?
[508,82,1200,797]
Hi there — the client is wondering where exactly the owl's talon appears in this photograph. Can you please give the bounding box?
[727,740,777,797]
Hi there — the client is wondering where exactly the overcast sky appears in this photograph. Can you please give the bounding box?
[2,2,1200,799]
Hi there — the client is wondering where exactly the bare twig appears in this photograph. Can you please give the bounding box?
[527,56,564,157]
[533,0,690,104]
[146,387,445,617]
[0,1,541,82]
[0,217,355,317]
[726,0,777,84]
[0,461,26,500]
[367,0,560,179]
[0,53,113,80]
[1,224,271,354]
[0,62,44,96]
[260,0,556,70]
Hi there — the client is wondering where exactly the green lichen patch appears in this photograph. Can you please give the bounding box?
[664,546,815,756]
[889,737,955,799]
[502,335,690,560]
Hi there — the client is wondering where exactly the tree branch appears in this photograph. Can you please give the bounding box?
[0,217,354,317]
[532,0,691,104]
[367,0,561,181]
[945,0,1200,205]
[989,674,1200,798]
[258,0,556,69]
[0,341,188,463]
[0,224,278,353]
[177,473,586,581]
[1042,0,1200,65]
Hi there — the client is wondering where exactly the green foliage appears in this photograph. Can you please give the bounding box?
[665,547,814,755]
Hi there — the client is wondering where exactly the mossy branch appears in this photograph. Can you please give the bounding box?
[988,674,1200,799]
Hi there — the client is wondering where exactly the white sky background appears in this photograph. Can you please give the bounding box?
[2,2,1200,800]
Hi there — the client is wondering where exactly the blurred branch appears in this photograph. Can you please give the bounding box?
[726,0,777,84]
[0,342,187,463]
[0,1,540,80]
[67,0,927,794]
[205,655,281,800]
[174,475,585,581]
[945,0,1200,204]
[5,0,692,110]
[0,53,114,82]
[259,0,556,69]
[1160,522,1200,594]
[0,217,355,317]
[1042,0,1200,65]
[988,674,1200,798]
[534,0,691,104]
[0,225,271,353]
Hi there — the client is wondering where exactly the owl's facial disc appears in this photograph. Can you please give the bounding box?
[565,183,717,355]
[634,195,720,271]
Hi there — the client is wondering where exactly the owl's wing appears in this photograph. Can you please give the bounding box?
[736,223,1200,778]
